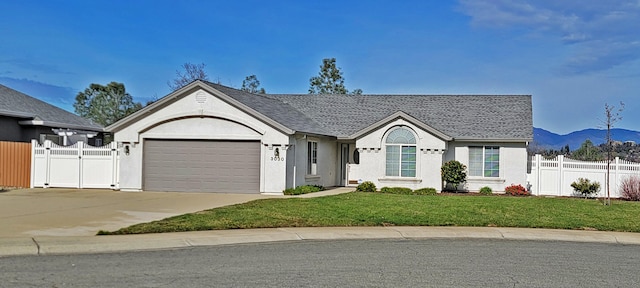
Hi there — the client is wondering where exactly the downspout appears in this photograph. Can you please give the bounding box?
[292,144,296,188]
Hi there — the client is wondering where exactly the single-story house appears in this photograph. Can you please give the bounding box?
[0,84,104,146]
[107,80,532,194]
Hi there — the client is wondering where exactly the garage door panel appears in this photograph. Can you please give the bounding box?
[144,140,260,193]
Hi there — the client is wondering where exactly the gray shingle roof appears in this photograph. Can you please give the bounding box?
[205,82,533,141]
[205,82,333,135]
[0,84,102,130]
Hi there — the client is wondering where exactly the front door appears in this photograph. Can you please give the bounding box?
[340,143,349,186]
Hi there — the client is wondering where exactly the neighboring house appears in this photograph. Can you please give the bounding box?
[107,80,532,194]
[0,84,104,146]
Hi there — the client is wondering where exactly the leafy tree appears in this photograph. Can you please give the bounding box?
[441,160,467,192]
[74,82,142,126]
[168,62,209,91]
[241,75,266,94]
[309,58,362,95]
[571,139,604,161]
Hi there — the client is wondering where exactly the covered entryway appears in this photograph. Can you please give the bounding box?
[143,139,260,193]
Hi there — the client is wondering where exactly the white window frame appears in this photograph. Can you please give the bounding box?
[307,140,318,175]
[385,127,417,177]
[469,146,500,178]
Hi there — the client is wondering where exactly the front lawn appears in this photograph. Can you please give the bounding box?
[100,193,640,235]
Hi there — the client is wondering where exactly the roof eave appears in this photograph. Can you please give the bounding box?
[18,120,104,132]
[453,137,533,143]
[0,110,36,119]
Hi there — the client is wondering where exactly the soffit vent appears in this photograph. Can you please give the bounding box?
[195,91,207,104]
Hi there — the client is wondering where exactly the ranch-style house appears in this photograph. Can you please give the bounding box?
[106,80,533,194]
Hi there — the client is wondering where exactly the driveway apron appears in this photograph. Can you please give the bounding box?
[0,188,268,237]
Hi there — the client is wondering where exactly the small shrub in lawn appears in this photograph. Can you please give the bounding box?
[479,186,493,195]
[356,181,377,192]
[380,187,413,194]
[413,187,437,195]
[570,178,601,198]
[620,175,640,201]
[505,184,529,196]
[283,185,324,195]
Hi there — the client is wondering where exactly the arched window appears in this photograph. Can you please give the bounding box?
[385,127,416,177]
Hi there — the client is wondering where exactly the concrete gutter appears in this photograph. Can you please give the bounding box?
[2,226,640,257]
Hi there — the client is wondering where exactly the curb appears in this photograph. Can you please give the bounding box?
[2,227,640,257]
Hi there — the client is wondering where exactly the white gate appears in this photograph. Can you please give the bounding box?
[31,140,119,189]
[528,154,640,198]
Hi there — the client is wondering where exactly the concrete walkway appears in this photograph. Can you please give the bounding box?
[2,187,640,257]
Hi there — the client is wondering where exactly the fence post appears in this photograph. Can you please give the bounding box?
[534,154,541,196]
[557,155,564,196]
[78,141,84,189]
[111,142,118,190]
[614,157,620,197]
[44,140,52,188]
[30,140,37,188]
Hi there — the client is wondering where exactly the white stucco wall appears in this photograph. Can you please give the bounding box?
[446,142,528,192]
[349,120,447,190]
[113,88,290,194]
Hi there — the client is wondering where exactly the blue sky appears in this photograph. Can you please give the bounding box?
[1,0,639,134]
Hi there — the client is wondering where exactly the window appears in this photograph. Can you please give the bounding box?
[307,141,318,175]
[469,146,500,177]
[385,127,416,177]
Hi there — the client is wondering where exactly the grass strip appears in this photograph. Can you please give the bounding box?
[100,193,640,235]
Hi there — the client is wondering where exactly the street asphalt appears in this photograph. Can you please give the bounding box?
[1,187,640,257]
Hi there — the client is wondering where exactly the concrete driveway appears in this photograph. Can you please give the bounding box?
[0,188,270,237]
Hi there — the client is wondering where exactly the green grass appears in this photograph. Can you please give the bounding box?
[99,193,640,235]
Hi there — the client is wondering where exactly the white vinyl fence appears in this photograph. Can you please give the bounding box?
[527,154,640,198]
[31,140,119,189]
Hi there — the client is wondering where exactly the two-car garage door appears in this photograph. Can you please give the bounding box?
[143,139,260,193]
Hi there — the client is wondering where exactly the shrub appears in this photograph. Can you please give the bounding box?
[380,187,413,194]
[441,160,467,192]
[414,187,438,195]
[283,185,324,195]
[570,178,601,198]
[479,186,493,195]
[620,175,640,201]
[356,181,377,192]
[505,184,529,196]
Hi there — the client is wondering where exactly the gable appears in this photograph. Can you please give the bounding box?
[356,118,447,150]
[109,85,289,144]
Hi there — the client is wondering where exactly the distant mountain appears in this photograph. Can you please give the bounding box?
[533,127,640,151]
